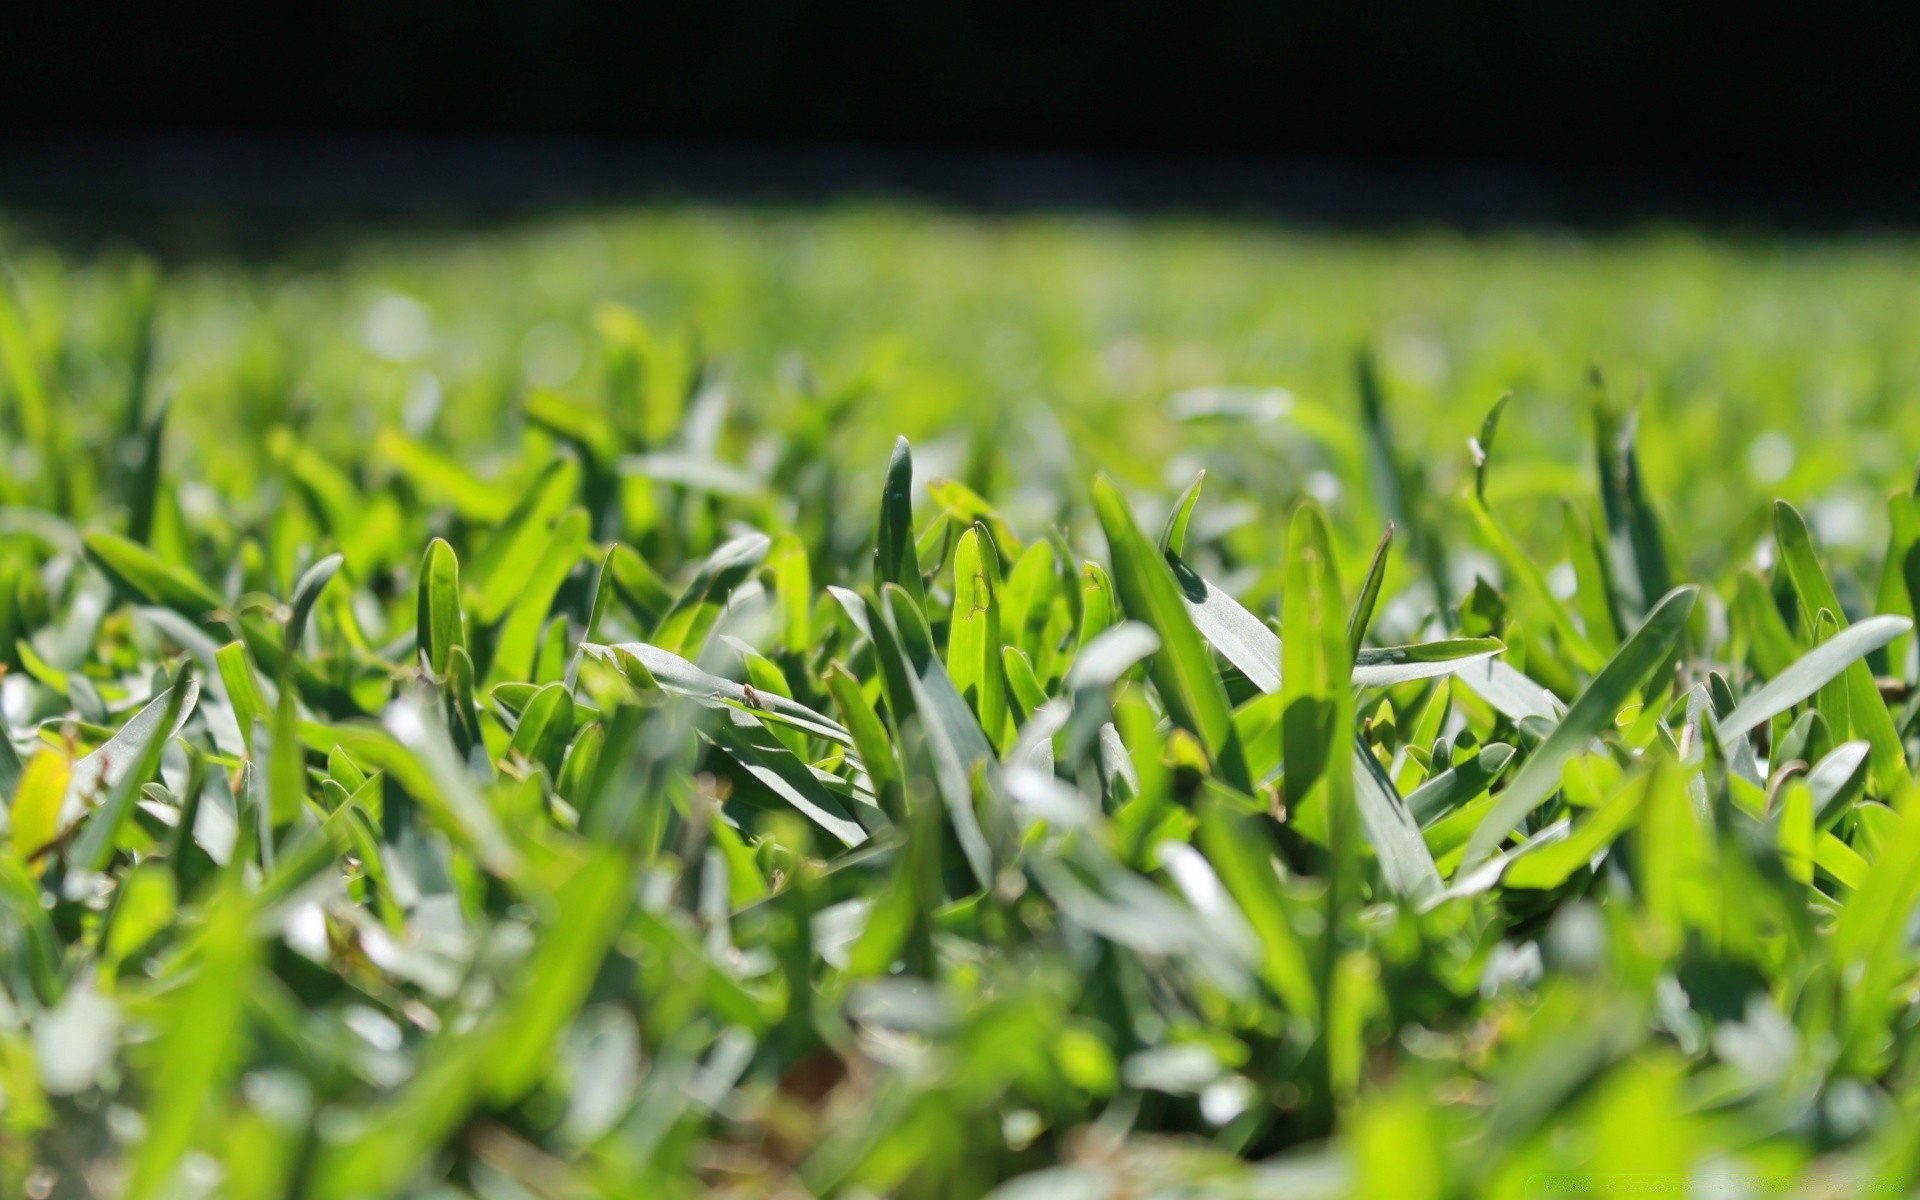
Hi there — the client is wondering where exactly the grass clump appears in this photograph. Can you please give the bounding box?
[3,211,1920,1197]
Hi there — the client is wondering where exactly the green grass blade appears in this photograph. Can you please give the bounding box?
[1093,475,1250,791]
[1346,521,1393,659]
[1775,499,1913,793]
[1353,739,1442,901]
[1461,585,1696,870]
[284,551,343,658]
[874,436,925,609]
[947,524,1009,749]
[416,537,464,677]
[1157,470,1205,557]
[488,507,589,684]
[84,530,222,619]
[1406,742,1516,827]
[651,531,771,658]
[1716,614,1909,743]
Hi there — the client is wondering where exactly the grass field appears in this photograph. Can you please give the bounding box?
[6,204,1920,1197]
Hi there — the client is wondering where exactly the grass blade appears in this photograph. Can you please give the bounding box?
[1774,500,1913,793]
[1461,585,1696,870]
[1093,475,1251,790]
[416,537,464,676]
[874,436,925,609]
[1716,614,1909,743]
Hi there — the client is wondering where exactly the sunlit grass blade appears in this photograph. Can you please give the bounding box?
[1093,474,1251,791]
[947,523,1009,749]
[874,436,926,609]
[1461,585,1696,871]
[1774,499,1912,793]
[1716,614,1909,743]
[84,530,223,619]
[416,537,464,676]
[1346,521,1393,659]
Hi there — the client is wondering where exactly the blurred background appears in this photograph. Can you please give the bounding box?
[8,0,1920,230]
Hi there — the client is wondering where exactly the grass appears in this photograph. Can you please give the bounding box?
[5,204,1920,1196]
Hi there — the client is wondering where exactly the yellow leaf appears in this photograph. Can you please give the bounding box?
[12,750,73,866]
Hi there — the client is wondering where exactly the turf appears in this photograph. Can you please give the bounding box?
[4,205,1920,1197]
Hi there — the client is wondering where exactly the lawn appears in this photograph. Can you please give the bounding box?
[4,204,1920,1197]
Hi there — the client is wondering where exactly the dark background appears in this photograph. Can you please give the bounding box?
[6,1,1920,226]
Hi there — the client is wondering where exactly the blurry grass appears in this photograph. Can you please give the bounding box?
[13,207,1919,554]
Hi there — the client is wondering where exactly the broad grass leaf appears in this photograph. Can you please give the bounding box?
[1357,348,1449,608]
[928,475,1023,559]
[1351,639,1504,687]
[1715,615,1908,743]
[266,682,304,827]
[1807,740,1871,826]
[1282,502,1355,888]
[1195,793,1318,1018]
[947,524,1009,749]
[215,641,272,757]
[377,428,512,521]
[1060,621,1160,766]
[1001,645,1049,730]
[1406,742,1516,827]
[1167,554,1279,692]
[526,391,623,469]
[10,750,71,864]
[66,669,200,871]
[505,681,577,777]
[309,697,519,877]
[1502,767,1658,890]
[1778,778,1815,885]
[1592,374,1676,612]
[284,551,343,657]
[0,272,52,458]
[879,584,997,887]
[604,542,674,626]
[1733,568,1802,678]
[825,661,905,822]
[1157,470,1204,557]
[1077,560,1116,649]
[416,537,464,677]
[465,457,580,623]
[1092,475,1250,791]
[651,531,771,658]
[555,720,603,809]
[1774,500,1912,794]
[1166,553,1500,693]
[1467,491,1605,675]
[126,396,169,547]
[84,531,222,619]
[1564,500,1625,654]
[1352,739,1442,902]
[101,861,175,972]
[1452,656,1560,722]
[1832,798,1920,1068]
[1874,490,1920,673]
[1002,539,1061,668]
[767,531,812,653]
[711,711,871,847]
[1461,585,1696,871]
[313,848,630,1197]
[1346,521,1393,659]
[873,436,925,609]
[487,507,589,684]
[1064,620,1160,692]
